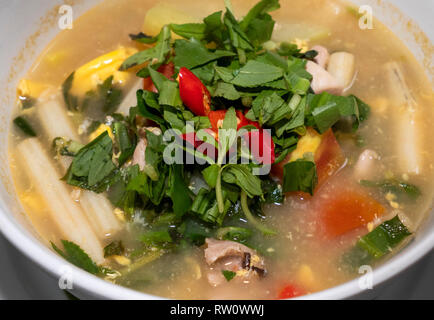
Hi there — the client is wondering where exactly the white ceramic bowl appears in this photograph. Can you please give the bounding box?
[0,0,432,300]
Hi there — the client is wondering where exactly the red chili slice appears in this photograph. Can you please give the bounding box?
[277,284,306,299]
[209,110,258,132]
[143,62,175,93]
[178,67,211,116]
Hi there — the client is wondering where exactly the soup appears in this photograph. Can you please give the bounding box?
[8,0,434,299]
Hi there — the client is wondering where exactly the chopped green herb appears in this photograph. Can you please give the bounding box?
[360,179,421,201]
[104,241,125,258]
[13,116,37,137]
[282,160,318,195]
[51,240,101,275]
[222,270,237,281]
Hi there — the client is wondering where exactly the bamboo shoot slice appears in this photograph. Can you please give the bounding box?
[384,62,422,175]
[36,97,80,141]
[35,97,122,236]
[17,138,104,264]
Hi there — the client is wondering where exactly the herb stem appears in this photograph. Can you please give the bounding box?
[216,167,224,213]
[288,94,302,112]
[240,190,276,236]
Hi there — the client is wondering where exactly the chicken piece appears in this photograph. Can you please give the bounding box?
[204,238,266,287]
[306,61,343,95]
[132,127,162,171]
[353,149,381,182]
[311,45,330,69]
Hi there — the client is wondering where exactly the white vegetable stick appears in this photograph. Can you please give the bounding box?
[35,97,122,236]
[327,52,355,90]
[117,78,143,115]
[79,192,121,237]
[17,138,104,264]
[384,62,422,175]
[36,97,80,141]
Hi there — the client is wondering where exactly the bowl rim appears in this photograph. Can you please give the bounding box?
[0,198,433,299]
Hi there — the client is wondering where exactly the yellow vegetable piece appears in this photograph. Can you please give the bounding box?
[71,47,138,96]
[17,79,50,99]
[89,124,114,142]
[112,255,131,266]
[289,129,322,162]
[296,264,315,289]
[143,2,201,38]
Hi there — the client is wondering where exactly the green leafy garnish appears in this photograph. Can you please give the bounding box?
[120,25,171,70]
[282,160,318,195]
[358,216,411,259]
[360,179,421,201]
[64,131,116,188]
[13,116,37,137]
[344,216,412,268]
[51,240,101,275]
[222,270,237,281]
[53,137,84,157]
[104,241,125,258]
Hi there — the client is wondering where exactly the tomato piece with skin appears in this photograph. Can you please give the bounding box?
[278,284,306,299]
[178,67,211,116]
[315,185,385,238]
[314,129,345,186]
[143,62,175,92]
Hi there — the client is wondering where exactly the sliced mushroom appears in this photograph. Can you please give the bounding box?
[204,238,266,287]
